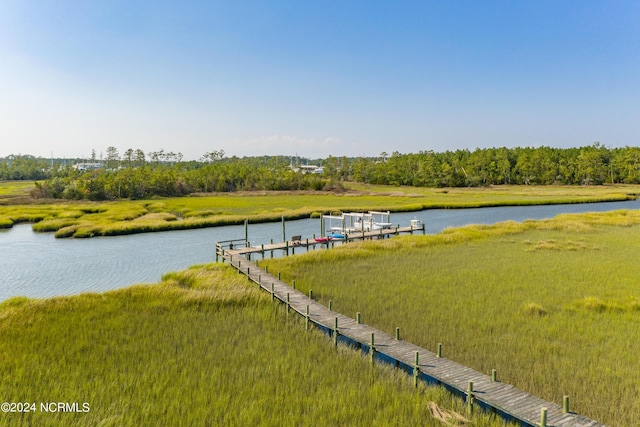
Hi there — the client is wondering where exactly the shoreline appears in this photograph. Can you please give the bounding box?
[1,191,636,238]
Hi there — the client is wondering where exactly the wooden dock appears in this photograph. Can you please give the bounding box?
[217,245,606,427]
[217,224,425,260]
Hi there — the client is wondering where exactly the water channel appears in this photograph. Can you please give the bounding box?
[2,199,639,302]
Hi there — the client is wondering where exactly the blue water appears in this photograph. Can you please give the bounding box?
[1,199,639,302]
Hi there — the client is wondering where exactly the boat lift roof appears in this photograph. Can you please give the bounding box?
[322,215,345,220]
[341,211,390,218]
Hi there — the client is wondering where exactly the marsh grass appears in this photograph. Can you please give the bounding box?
[0,263,512,427]
[3,183,640,237]
[265,211,640,426]
[521,303,548,316]
[0,181,35,200]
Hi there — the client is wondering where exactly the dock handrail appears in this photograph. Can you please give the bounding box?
[216,238,249,251]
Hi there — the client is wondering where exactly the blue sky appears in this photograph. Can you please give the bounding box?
[1,1,639,160]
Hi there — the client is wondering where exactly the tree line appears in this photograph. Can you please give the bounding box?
[327,143,640,187]
[30,154,335,200]
[7,143,640,201]
[0,155,55,180]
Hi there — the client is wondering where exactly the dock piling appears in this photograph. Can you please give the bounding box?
[305,305,310,331]
[369,333,375,364]
[413,352,419,387]
[286,293,290,317]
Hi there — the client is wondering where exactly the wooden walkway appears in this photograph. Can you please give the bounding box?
[219,248,606,427]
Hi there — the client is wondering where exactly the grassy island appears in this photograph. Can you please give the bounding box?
[2,181,640,238]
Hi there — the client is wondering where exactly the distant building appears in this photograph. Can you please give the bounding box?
[73,162,103,171]
[295,165,324,174]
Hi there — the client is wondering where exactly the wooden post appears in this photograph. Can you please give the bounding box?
[285,240,289,256]
[309,289,313,300]
[246,267,250,279]
[369,333,375,364]
[491,369,497,382]
[244,219,248,246]
[292,279,296,289]
[286,293,290,317]
[282,216,285,242]
[563,395,569,414]
[305,305,310,331]
[261,244,264,260]
[540,407,547,427]
[395,327,400,340]
[277,272,281,280]
[265,265,268,274]
[333,317,338,346]
[413,352,419,387]
[437,343,442,358]
[357,312,361,324]
[329,300,332,311]
[271,283,275,302]
[467,381,474,415]
[258,275,261,287]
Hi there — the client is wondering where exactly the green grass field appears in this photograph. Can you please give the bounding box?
[0,263,513,427]
[0,181,35,197]
[2,180,640,237]
[264,210,640,426]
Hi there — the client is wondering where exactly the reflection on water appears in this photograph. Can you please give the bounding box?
[1,198,639,302]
